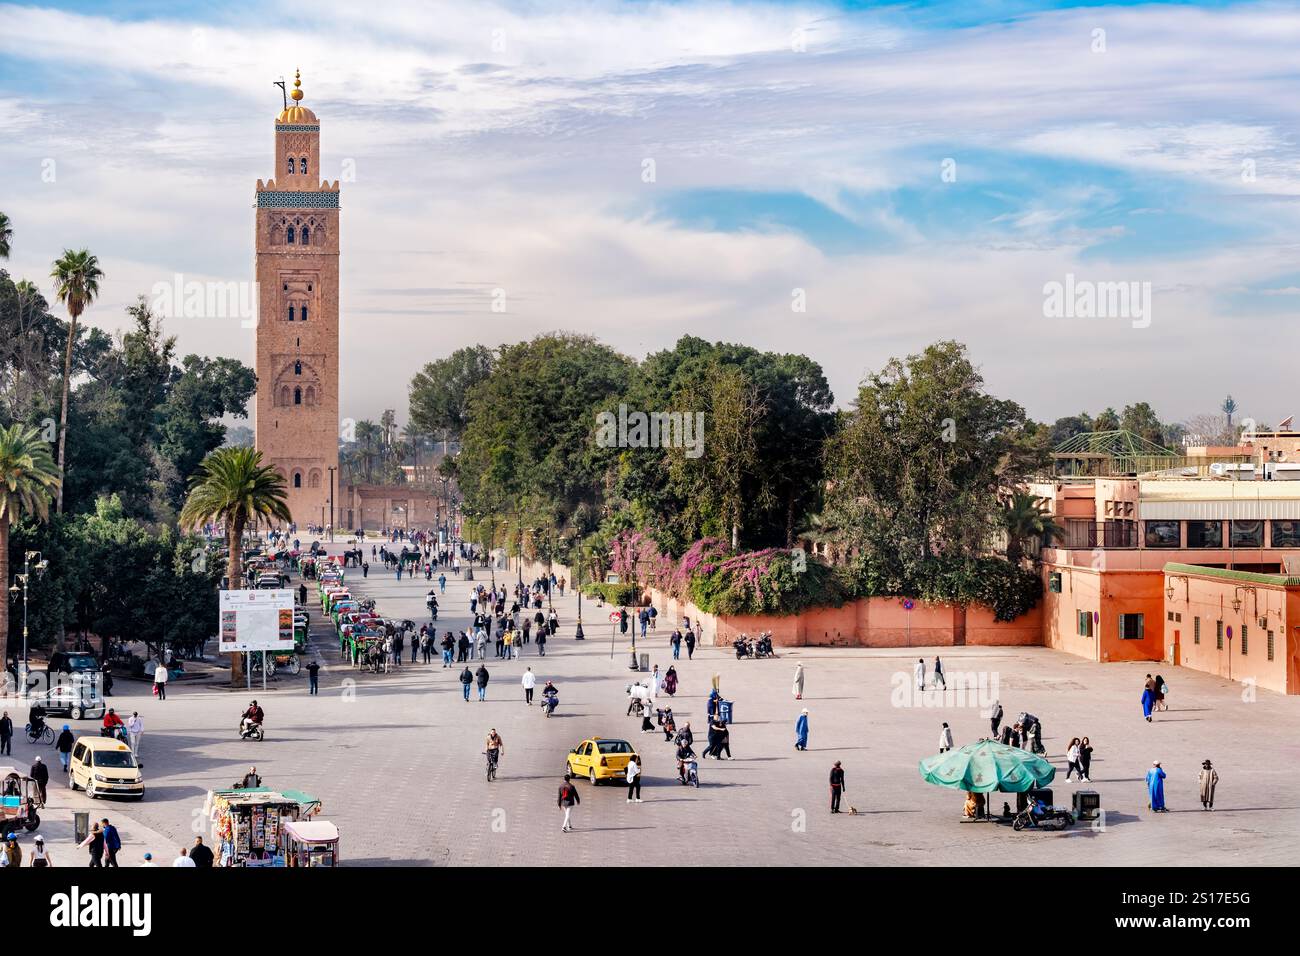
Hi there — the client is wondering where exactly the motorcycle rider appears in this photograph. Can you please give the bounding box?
[240,700,265,738]
[101,708,125,740]
[541,681,559,716]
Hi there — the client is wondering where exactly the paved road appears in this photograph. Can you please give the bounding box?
[5,542,1298,866]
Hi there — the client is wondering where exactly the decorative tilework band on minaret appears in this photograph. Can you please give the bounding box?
[253,70,341,528]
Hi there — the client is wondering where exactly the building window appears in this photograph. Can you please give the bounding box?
[294,387,302,405]
[287,306,295,322]
[1166,611,1174,622]
[293,472,302,488]
[301,305,308,321]
[1270,520,1300,548]
[1241,624,1248,656]
[294,361,302,375]
[287,225,295,244]
[287,156,294,174]
[279,386,290,406]
[305,385,316,405]
[1230,520,1264,548]
[1216,619,1224,650]
[1187,520,1223,548]
[300,157,308,174]
[1194,617,1200,644]
[1118,613,1144,640]
[1144,521,1180,548]
[301,226,310,245]
[309,469,322,488]
[1076,611,1093,637]
[1268,630,1275,661]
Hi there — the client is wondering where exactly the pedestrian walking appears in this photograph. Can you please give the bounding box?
[1154,673,1169,712]
[663,665,677,697]
[558,773,581,832]
[153,661,169,700]
[684,629,696,659]
[1065,738,1083,780]
[933,656,945,689]
[938,722,953,754]
[189,836,214,867]
[914,658,925,691]
[3,832,22,868]
[522,667,536,704]
[439,573,447,593]
[306,660,320,695]
[102,818,121,867]
[626,756,642,802]
[989,700,1003,738]
[1141,674,1156,722]
[1199,759,1219,810]
[29,835,52,867]
[0,710,12,756]
[671,630,681,659]
[172,847,196,867]
[795,709,809,751]
[460,665,474,702]
[651,665,662,697]
[56,724,75,772]
[829,761,846,813]
[1079,736,1093,782]
[792,662,805,700]
[1146,761,1168,812]
[29,756,48,805]
[475,664,490,701]
[536,628,547,657]
[78,822,105,867]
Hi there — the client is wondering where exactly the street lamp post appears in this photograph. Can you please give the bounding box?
[8,550,49,694]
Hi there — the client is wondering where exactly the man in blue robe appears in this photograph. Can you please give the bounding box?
[795,709,809,751]
[1146,761,1167,811]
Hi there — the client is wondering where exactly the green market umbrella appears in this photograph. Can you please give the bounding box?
[918,739,1056,794]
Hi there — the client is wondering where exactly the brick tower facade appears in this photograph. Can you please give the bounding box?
[254,71,340,527]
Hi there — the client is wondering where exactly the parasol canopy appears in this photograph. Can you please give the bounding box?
[918,739,1056,793]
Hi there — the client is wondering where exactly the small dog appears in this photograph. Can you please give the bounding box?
[847,806,860,815]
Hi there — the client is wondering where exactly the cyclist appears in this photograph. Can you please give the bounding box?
[27,702,47,741]
[484,728,504,778]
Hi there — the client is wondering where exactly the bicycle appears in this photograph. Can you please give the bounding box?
[484,749,499,782]
[25,723,54,746]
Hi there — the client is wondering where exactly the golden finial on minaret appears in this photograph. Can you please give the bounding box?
[290,68,304,102]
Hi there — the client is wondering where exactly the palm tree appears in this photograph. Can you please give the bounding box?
[0,212,12,259]
[50,249,103,513]
[10,279,40,417]
[1222,394,1237,434]
[0,423,61,671]
[180,446,291,682]
[1002,490,1063,564]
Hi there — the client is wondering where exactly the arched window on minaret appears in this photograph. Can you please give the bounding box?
[288,305,295,322]
[293,472,302,488]
[300,157,308,175]
[300,305,308,322]
[287,156,294,175]
[305,385,316,405]
[294,361,302,375]
[287,225,295,244]
[279,386,290,406]
[301,227,309,245]
[294,387,302,405]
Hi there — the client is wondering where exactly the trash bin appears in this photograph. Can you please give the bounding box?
[1072,789,1101,820]
[74,810,90,845]
[639,653,649,672]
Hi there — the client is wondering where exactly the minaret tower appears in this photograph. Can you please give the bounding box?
[254,70,340,527]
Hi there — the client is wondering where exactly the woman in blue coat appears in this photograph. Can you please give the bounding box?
[1146,761,1167,811]
[794,708,809,751]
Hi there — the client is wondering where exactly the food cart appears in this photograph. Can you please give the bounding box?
[0,766,42,832]
[206,787,322,867]
[283,820,340,867]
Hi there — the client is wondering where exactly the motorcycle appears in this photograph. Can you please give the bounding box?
[1013,802,1073,831]
[734,635,752,659]
[542,692,559,717]
[239,719,265,741]
[677,758,700,787]
[755,632,775,658]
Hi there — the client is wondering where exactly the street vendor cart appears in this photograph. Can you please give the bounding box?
[283,820,340,867]
[0,765,42,832]
[205,787,323,867]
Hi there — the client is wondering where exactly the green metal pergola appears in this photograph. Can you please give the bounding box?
[1052,429,1181,477]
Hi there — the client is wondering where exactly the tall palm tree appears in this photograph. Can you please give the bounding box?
[1001,490,1063,565]
[180,446,291,682]
[0,211,12,259]
[0,423,61,670]
[50,249,103,513]
[10,279,40,417]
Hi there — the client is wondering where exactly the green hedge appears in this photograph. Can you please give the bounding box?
[688,550,853,617]
[853,554,1042,622]
[580,582,643,606]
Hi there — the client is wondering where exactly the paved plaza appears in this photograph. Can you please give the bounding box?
[6,544,1298,867]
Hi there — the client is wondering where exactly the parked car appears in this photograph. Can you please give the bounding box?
[30,681,105,721]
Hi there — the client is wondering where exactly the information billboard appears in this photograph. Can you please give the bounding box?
[218,588,295,653]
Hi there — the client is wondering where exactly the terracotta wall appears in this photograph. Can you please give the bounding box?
[1041,563,1164,663]
[1163,571,1295,694]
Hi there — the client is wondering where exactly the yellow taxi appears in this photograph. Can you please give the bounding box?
[566,737,639,785]
[68,736,144,800]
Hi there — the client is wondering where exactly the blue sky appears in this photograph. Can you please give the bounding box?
[2,0,1299,426]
